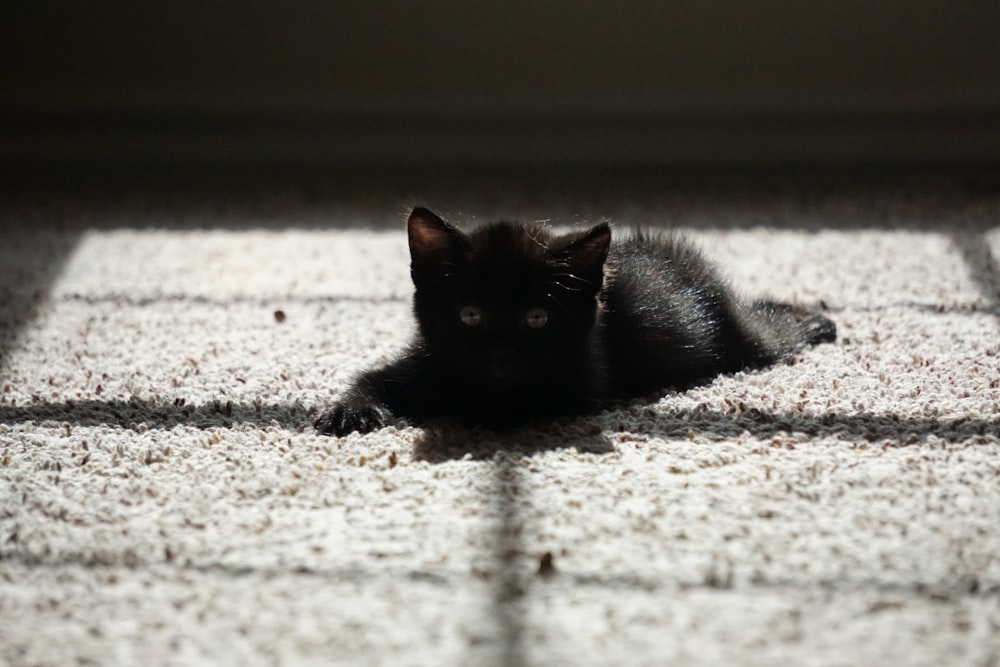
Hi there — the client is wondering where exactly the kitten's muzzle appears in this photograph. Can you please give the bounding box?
[487,347,523,382]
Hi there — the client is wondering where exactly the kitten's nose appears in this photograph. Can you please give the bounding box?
[488,348,517,368]
[488,347,519,381]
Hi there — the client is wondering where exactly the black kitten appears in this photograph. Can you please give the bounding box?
[315,207,835,436]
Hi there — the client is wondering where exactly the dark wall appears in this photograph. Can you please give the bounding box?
[3,1,999,165]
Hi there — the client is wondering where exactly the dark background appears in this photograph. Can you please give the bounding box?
[2,1,999,167]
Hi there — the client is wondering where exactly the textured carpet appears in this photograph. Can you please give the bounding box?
[1,172,999,666]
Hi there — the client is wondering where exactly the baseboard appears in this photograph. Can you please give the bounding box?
[3,107,1000,168]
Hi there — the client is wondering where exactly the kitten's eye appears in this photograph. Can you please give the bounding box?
[459,305,483,326]
[524,307,549,329]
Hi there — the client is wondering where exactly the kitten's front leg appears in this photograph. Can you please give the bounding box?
[314,352,427,436]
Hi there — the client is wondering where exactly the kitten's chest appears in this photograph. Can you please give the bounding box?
[421,359,598,421]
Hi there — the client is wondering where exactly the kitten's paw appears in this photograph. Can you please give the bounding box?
[314,402,389,436]
[753,300,837,347]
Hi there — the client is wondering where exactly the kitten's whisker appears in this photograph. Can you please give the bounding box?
[550,272,592,285]
[548,272,596,293]
[548,280,584,293]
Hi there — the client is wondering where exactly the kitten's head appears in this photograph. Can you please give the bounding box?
[407,207,610,387]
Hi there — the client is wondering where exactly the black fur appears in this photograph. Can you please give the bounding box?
[315,208,835,436]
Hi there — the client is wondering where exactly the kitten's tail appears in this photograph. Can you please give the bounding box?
[751,300,837,347]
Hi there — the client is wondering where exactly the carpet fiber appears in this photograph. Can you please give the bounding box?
[1,172,999,666]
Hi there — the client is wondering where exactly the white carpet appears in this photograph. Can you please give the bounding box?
[1,174,999,666]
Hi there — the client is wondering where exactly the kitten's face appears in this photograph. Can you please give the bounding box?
[407,208,610,388]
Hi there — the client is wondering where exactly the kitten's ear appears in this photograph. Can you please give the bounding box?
[559,223,612,274]
[408,207,470,284]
